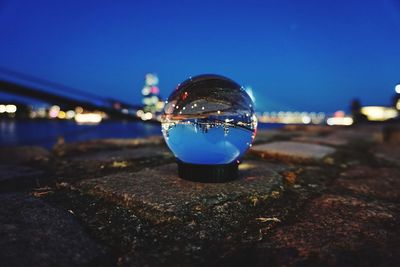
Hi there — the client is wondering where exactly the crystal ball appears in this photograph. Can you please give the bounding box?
[161,74,257,166]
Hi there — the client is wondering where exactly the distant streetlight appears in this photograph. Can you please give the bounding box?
[395,84,400,94]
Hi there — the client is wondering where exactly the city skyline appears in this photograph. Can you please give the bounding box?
[1,0,400,112]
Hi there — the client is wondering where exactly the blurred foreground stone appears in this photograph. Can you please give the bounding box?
[0,124,399,267]
[0,193,108,267]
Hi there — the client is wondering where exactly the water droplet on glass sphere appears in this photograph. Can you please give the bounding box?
[161,74,257,166]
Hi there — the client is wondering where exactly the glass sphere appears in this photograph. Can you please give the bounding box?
[161,74,257,165]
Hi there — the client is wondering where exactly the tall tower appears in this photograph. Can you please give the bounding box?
[141,73,164,113]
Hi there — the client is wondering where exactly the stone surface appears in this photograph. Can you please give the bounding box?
[78,161,285,221]
[292,135,348,146]
[0,146,49,164]
[70,146,172,162]
[336,166,400,201]
[372,143,400,166]
[53,136,164,157]
[251,141,336,162]
[49,143,175,185]
[388,131,400,144]
[332,128,384,143]
[1,124,400,266]
[0,193,108,267]
[382,124,399,142]
[219,160,400,267]
[253,129,296,144]
[0,164,46,192]
[0,165,43,182]
[230,194,400,267]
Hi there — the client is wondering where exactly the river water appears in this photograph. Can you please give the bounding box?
[0,120,282,149]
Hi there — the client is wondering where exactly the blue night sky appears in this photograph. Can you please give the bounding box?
[0,0,399,112]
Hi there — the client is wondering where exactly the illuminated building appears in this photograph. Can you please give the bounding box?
[257,111,326,125]
[360,106,398,121]
[141,73,164,115]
